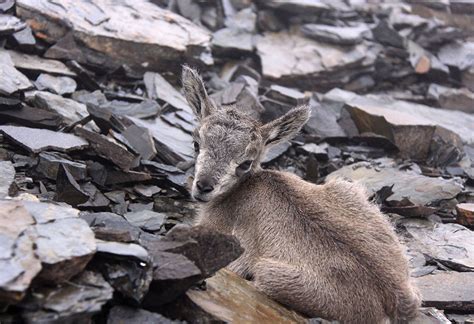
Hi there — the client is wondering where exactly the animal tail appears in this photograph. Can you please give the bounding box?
[393,283,422,323]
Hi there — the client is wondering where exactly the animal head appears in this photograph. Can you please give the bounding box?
[182,66,310,203]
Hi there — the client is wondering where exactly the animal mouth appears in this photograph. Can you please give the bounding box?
[193,194,211,203]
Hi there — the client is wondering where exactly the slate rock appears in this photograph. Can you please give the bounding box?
[0,125,88,153]
[31,91,89,125]
[94,237,152,302]
[170,269,307,323]
[102,99,160,119]
[301,23,370,45]
[35,74,77,95]
[107,306,181,324]
[255,31,373,90]
[143,72,192,114]
[34,217,96,282]
[2,48,76,76]
[456,203,474,227]
[401,219,474,271]
[80,212,143,243]
[121,125,157,160]
[11,26,36,51]
[0,14,26,35]
[0,160,15,198]
[55,164,89,206]
[0,50,32,95]
[20,271,113,323]
[78,182,111,209]
[75,127,139,171]
[427,84,474,114]
[124,210,166,232]
[0,104,63,130]
[130,117,194,165]
[438,41,474,71]
[0,200,40,304]
[265,84,307,106]
[36,152,87,180]
[212,27,254,55]
[327,160,463,214]
[415,272,474,312]
[17,0,213,70]
[257,0,344,14]
[372,20,405,48]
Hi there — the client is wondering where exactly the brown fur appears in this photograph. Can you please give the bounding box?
[182,66,421,323]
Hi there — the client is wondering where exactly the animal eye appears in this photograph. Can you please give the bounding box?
[193,141,200,152]
[236,160,253,173]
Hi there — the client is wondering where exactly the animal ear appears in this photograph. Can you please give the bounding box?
[260,105,310,146]
[182,66,216,120]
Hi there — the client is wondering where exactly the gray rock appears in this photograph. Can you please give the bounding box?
[75,127,139,171]
[427,84,474,114]
[36,152,87,180]
[0,125,88,153]
[96,239,149,263]
[16,0,213,71]
[102,99,160,119]
[301,23,370,45]
[0,160,15,198]
[11,26,36,50]
[107,306,181,324]
[255,31,375,91]
[0,14,26,35]
[327,160,463,210]
[55,164,89,206]
[21,271,113,323]
[144,72,192,114]
[266,84,307,106]
[124,210,166,232]
[2,48,75,76]
[80,212,143,243]
[121,125,157,160]
[212,27,254,54]
[438,41,474,71]
[415,272,474,312]
[0,50,32,95]
[257,0,349,14]
[401,219,474,271]
[372,20,405,48]
[35,74,77,95]
[31,91,89,125]
[130,116,194,165]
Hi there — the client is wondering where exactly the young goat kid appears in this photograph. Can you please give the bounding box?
[183,67,420,323]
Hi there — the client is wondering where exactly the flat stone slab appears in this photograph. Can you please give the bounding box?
[402,219,474,271]
[16,0,213,70]
[182,269,307,323]
[0,50,32,95]
[2,49,75,76]
[415,272,474,312]
[0,161,15,198]
[0,125,88,153]
[326,160,463,207]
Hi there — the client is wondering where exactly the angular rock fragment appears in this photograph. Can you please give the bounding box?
[0,104,63,130]
[0,50,32,95]
[415,272,474,312]
[0,201,40,303]
[55,164,89,206]
[0,125,88,153]
[78,182,110,209]
[11,26,36,51]
[265,84,307,106]
[96,240,149,263]
[438,41,474,71]
[257,0,347,14]
[125,210,166,232]
[256,31,374,90]
[34,217,96,282]
[20,271,113,323]
[130,117,194,165]
[0,14,26,36]
[2,49,75,76]
[212,27,254,55]
[17,0,213,70]
[101,100,160,119]
[102,169,152,186]
[35,74,77,95]
[301,24,370,45]
[456,203,474,227]
[144,72,191,113]
[171,269,307,323]
[327,160,463,216]
[107,306,180,324]
[0,1,14,13]
[121,125,157,160]
[75,127,139,171]
[372,20,405,48]
[80,212,142,243]
[401,218,474,271]
[36,152,87,180]
[0,160,15,198]
[32,91,89,125]
[427,84,474,114]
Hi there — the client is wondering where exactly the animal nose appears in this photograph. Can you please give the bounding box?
[196,177,214,194]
